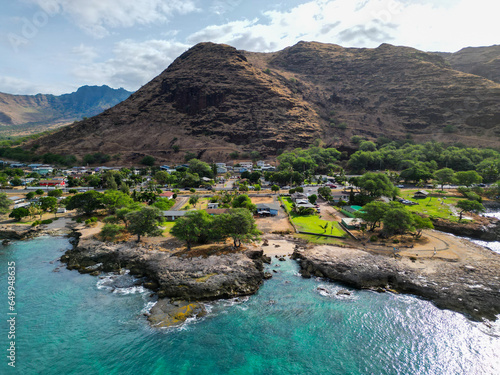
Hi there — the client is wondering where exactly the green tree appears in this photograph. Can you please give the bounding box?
[213,208,260,247]
[153,197,175,211]
[189,194,200,208]
[9,207,30,221]
[187,159,213,178]
[141,155,156,166]
[100,224,123,242]
[154,171,171,185]
[126,206,162,242]
[271,185,280,193]
[115,206,141,228]
[308,194,318,204]
[35,189,44,195]
[39,196,58,217]
[101,190,133,214]
[355,172,398,199]
[25,191,36,200]
[231,194,256,211]
[456,200,485,221]
[48,189,63,197]
[382,207,415,236]
[356,201,389,231]
[455,170,482,187]
[0,193,11,214]
[434,168,455,190]
[412,214,434,239]
[66,191,104,215]
[171,210,213,250]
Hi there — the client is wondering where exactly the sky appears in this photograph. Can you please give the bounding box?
[1,0,498,95]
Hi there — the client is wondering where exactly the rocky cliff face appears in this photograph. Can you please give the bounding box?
[0,85,132,135]
[30,42,500,163]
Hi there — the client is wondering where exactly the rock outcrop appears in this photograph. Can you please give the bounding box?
[61,238,266,302]
[293,243,500,321]
[431,215,500,241]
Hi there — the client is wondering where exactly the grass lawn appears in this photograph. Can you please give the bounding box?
[399,190,462,221]
[281,197,346,237]
[162,221,176,237]
[294,233,346,245]
[181,197,210,210]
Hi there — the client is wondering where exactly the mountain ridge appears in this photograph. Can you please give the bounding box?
[28,41,500,163]
[0,85,132,135]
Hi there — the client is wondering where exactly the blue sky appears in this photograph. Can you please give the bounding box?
[1,0,498,95]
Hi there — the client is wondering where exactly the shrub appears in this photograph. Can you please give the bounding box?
[392,239,400,244]
[69,189,78,194]
[100,224,123,242]
[369,235,378,242]
[31,220,41,226]
[141,155,156,166]
[190,188,196,193]
[75,218,82,223]
[41,219,53,225]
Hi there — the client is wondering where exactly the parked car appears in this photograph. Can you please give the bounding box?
[397,184,405,188]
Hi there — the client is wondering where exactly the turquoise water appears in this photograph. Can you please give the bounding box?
[1,236,499,375]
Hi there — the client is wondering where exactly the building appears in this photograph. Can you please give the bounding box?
[207,202,219,209]
[256,203,279,216]
[39,179,66,187]
[159,191,174,199]
[162,211,187,221]
[290,192,308,202]
[8,196,25,205]
[341,217,365,230]
[413,190,429,199]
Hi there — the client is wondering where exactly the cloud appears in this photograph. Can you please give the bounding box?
[29,0,198,37]
[71,39,190,90]
[0,76,69,95]
[184,0,500,52]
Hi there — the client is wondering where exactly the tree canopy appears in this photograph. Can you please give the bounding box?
[126,206,162,242]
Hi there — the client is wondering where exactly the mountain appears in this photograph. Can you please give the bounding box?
[30,42,500,163]
[437,45,500,84]
[0,85,132,135]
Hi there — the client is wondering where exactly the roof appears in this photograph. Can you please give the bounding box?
[162,211,187,216]
[296,203,315,208]
[8,196,23,201]
[256,203,280,210]
[160,191,174,197]
[414,190,429,195]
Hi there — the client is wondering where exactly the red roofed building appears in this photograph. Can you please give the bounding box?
[159,191,174,199]
[39,179,66,187]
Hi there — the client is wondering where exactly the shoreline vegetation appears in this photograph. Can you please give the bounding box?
[1,212,499,325]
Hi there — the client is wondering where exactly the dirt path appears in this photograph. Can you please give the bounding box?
[171,197,188,210]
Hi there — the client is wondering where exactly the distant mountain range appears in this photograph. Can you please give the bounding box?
[0,85,132,135]
[28,42,500,164]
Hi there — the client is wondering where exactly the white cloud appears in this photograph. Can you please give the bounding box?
[184,0,500,52]
[0,76,69,95]
[29,0,198,37]
[71,39,190,90]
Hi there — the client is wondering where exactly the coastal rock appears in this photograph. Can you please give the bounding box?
[293,242,500,321]
[62,238,266,302]
[147,299,206,328]
[431,215,500,241]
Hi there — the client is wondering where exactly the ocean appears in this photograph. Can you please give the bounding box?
[1,236,499,375]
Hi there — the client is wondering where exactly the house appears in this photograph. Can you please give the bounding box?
[207,202,219,209]
[290,192,308,202]
[215,163,226,168]
[341,218,365,230]
[329,192,350,203]
[159,191,174,199]
[205,208,230,216]
[162,211,187,221]
[240,162,253,170]
[256,160,266,167]
[8,196,25,205]
[39,179,66,187]
[256,203,279,216]
[33,167,54,176]
[296,202,316,209]
[413,190,429,199]
[217,167,227,174]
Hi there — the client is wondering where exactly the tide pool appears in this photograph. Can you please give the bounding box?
[0,236,499,375]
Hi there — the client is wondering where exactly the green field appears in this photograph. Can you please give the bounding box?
[181,197,210,210]
[282,197,346,237]
[162,221,176,236]
[399,190,462,221]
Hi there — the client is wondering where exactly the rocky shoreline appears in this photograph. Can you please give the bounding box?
[293,240,500,321]
[61,234,270,327]
[431,215,500,241]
